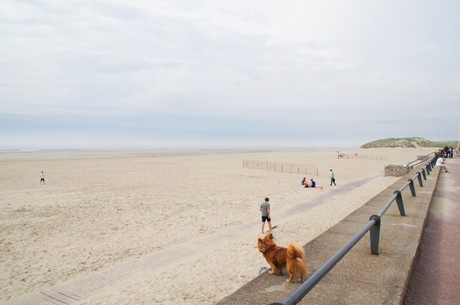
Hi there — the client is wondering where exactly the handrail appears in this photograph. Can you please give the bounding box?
[271,152,439,305]
[404,151,437,168]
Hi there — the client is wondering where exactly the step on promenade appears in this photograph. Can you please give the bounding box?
[218,157,456,305]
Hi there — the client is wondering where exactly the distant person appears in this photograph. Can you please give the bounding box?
[330,169,336,186]
[260,197,272,234]
[435,156,449,173]
[309,178,323,189]
[443,146,449,158]
[40,171,46,184]
[301,177,306,186]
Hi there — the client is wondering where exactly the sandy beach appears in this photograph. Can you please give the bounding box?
[0,147,436,304]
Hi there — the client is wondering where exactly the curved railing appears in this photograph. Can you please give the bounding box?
[271,152,439,305]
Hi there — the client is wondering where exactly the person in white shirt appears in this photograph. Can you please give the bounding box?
[40,171,46,184]
[435,157,449,173]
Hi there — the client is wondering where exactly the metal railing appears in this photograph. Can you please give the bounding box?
[404,151,437,169]
[271,152,439,305]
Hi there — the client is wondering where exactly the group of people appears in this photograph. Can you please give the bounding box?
[301,177,320,188]
[442,146,456,158]
[300,168,336,188]
[261,169,337,233]
[435,146,459,173]
[435,156,449,172]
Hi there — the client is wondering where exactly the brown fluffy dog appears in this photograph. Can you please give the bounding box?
[257,233,309,283]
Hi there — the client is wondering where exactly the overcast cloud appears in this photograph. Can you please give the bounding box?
[1,0,459,149]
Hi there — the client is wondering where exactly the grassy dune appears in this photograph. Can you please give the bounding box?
[361,137,457,148]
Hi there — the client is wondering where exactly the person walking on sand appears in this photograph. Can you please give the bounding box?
[260,197,272,234]
[40,171,46,184]
[330,169,336,186]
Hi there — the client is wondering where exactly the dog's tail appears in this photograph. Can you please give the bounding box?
[287,243,308,276]
[287,243,306,262]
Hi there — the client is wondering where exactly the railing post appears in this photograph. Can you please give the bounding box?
[408,179,416,197]
[394,190,406,216]
[369,215,381,255]
[417,172,423,187]
[426,163,431,175]
[421,168,427,180]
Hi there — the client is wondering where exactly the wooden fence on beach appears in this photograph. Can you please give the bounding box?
[243,160,319,176]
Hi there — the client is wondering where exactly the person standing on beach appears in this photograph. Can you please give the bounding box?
[40,171,46,184]
[330,169,336,186]
[260,197,272,234]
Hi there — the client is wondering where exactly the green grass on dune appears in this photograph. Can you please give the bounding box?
[361,137,457,148]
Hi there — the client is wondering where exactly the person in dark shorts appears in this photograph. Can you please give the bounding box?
[330,169,336,186]
[40,171,46,184]
[260,197,272,234]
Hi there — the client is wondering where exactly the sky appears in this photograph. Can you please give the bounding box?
[1,0,459,150]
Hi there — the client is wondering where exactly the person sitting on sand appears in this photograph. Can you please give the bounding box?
[309,179,323,189]
[301,177,306,186]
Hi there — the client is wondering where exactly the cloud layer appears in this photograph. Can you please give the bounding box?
[1,0,459,149]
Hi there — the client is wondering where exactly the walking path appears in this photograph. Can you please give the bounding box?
[403,156,460,305]
[5,174,379,305]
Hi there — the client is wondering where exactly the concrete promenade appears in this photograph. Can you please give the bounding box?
[218,157,454,305]
[403,156,460,305]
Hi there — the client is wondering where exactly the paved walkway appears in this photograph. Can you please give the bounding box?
[403,156,460,305]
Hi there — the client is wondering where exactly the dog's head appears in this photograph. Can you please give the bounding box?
[258,233,275,253]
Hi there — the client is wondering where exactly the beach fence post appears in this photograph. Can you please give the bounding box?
[242,160,318,176]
